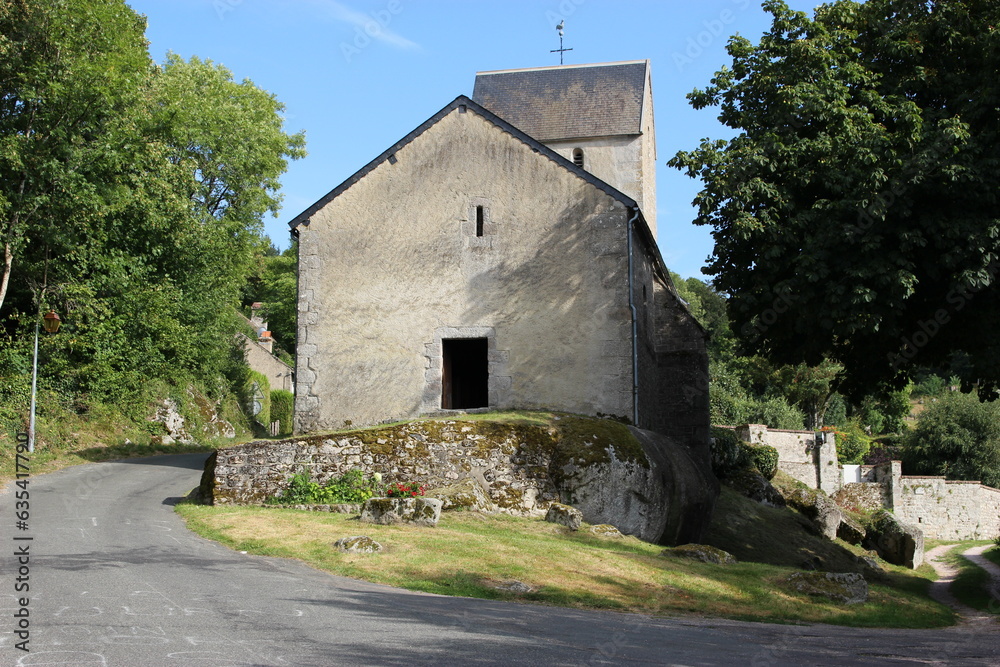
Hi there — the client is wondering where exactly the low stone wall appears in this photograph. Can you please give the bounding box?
[833,482,887,513]
[734,424,840,495]
[200,418,718,545]
[896,477,1000,541]
[204,420,559,511]
[842,461,1000,540]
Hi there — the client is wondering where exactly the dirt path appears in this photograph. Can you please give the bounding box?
[926,543,1000,626]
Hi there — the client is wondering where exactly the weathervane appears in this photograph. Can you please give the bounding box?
[551,20,573,65]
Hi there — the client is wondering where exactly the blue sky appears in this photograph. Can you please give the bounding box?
[127,0,820,279]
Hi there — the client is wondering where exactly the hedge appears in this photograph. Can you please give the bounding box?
[270,389,294,436]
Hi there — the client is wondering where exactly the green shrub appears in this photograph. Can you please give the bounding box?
[832,418,874,464]
[268,469,382,505]
[709,426,743,476]
[270,389,294,436]
[740,442,779,479]
[709,387,805,430]
[240,369,271,428]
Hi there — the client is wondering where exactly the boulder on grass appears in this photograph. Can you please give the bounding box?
[786,572,868,605]
[585,524,624,538]
[724,468,786,508]
[863,510,924,569]
[782,487,843,541]
[425,478,497,513]
[333,536,383,553]
[545,503,583,531]
[662,544,737,565]
[360,497,442,527]
[837,515,866,545]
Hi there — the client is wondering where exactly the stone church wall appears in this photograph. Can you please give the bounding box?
[634,232,709,460]
[295,107,635,432]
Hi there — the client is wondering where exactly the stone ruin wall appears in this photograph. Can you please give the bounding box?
[895,476,1000,541]
[204,420,562,513]
[735,424,840,496]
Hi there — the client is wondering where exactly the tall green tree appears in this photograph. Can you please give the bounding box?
[670,0,1000,399]
[0,0,151,316]
[903,391,1000,487]
[0,1,306,410]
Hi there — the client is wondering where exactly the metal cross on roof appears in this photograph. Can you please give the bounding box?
[551,20,573,65]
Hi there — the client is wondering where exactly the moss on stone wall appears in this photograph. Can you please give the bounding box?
[208,411,647,508]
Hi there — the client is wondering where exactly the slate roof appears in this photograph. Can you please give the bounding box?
[472,61,648,142]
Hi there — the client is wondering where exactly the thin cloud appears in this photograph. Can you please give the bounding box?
[309,0,421,50]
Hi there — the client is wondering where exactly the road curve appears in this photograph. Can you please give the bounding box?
[1,453,999,666]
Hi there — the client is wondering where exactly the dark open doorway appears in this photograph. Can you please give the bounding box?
[442,338,489,409]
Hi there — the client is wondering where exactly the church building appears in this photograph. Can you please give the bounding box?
[289,61,708,451]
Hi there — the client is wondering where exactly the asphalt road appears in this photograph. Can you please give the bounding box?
[2,453,999,666]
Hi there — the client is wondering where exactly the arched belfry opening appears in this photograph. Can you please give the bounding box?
[572,148,584,168]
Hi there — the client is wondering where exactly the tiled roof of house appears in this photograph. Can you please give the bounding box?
[472,61,648,142]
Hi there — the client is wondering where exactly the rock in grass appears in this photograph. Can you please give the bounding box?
[862,510,924,569]
[333,536,383,553]
[360,497,442,527]
[782,488,843,541]
[786,572,868,605]
[662,544,737,565]
[545,503,583,531]
[837,515,866,545]
[492,580,535,594]
[585,524,624,538]
[425,478,497,513]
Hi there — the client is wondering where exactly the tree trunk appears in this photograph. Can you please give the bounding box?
[0,241,11,317]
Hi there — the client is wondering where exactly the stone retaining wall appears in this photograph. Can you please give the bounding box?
[199,417,719,545]
[204,420,560,513]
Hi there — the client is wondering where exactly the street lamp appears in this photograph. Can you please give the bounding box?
[28,310,61,453]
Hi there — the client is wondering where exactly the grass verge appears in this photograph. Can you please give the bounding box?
[175,503,954,628]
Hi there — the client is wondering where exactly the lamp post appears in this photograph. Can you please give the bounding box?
[28,310,61,454]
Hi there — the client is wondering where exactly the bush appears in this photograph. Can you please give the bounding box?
[740,442,779,480]
[269,469,382,505]
[709,387,805,430]
[270,389,294,436]
[831,418,874,464]
[710,426,743,476]
[903,391,1000,487]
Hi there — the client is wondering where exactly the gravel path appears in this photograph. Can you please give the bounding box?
[926,543,1000,626]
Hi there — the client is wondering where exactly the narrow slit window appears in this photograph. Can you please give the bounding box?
[475,205,484,237]
[572,148,584,168]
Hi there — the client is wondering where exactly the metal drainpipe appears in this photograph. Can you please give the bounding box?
[627,207,640,426]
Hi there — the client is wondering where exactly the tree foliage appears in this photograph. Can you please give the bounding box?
[670,0,1000,398]
[903,392,1000,487]
[245,241,298,356]
[0,0,305,426]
